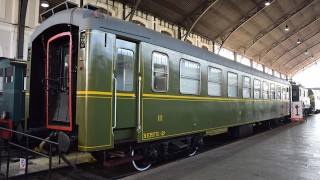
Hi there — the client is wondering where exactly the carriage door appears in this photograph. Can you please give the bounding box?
[113,39,138,132]
[46,32,73,131]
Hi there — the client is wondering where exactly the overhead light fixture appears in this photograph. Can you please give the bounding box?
[285,25,289,31]
[41,1,49,8]
[297,39,301,44]
[265,0,271,6]
[311,55,314,59]
[305,50,308,54]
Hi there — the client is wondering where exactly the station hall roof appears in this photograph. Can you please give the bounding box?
[116,0,320,78]
[42,0,320,78]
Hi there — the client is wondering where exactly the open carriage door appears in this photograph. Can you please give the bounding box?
[46,32,73,131]
[113,39,138,135]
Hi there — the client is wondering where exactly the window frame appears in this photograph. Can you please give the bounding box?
[5,67,13,83]
[115,48,135,92]
[242,76,251,99]
[0,68,3,96]
[276,85,282,100]
[151,51,169,93]
[227,72,238,98]
[207,66,222,97]
[270,83,275,100]
[263,81,269,100]
[282,87,287,100]
[179,59,201,95]
[253,79,261,99]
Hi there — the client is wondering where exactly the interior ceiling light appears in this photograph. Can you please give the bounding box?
[285,25,289,31]
[297,39,301,44]
[265,0,271,6]
[41,1,50,8]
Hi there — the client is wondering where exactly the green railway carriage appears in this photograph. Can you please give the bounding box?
[27,2,290,170]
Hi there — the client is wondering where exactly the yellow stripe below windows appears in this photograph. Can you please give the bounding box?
[76,91,135,97]
[142,93,287,102]
[77,91,112,96]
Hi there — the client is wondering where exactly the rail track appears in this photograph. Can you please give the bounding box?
[2,120,294,180]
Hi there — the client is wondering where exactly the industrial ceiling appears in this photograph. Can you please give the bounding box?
[42,0,320,77]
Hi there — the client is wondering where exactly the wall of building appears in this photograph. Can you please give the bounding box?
[0,0,18,58]
[0,0,40,59]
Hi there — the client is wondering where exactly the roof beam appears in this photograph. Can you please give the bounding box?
[244,0,316,54]
[260,16,320,64]
[270,31,320,68]
[182,0,219,41]
[286,50,320,76]
[280,42,320,71]
[217,0,274,53]
[288,52,320,76]
[124,0,143,21]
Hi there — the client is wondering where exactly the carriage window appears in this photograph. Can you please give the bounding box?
[270,83,275,100]
[227,72,238,97]
[276,85,282,100]
[180,59,200,95]
[282,87,287,100]
[242,76,251,98]
[0,69,3,96]
[292,87,299,101]
[116,49,134,91]
[152,52,169,92]
[5,67,13,83]
[253,79,261,99]
[208,67,222,96]
[263,81,269,99]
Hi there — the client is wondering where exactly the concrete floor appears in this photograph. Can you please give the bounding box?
[0,150,92,178]
[124,114,320,180]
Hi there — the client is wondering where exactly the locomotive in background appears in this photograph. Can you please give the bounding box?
[0,1,317,171]
[0,57,26,140]
[308,88,320,114]
[290,83,311,122]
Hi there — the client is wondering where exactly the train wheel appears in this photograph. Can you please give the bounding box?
[188,146,198,157]
[131,148,151,171]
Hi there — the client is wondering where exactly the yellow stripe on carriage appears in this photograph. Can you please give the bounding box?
[76,91,135,98]
[142,93,280,102]
[77,91,112,95]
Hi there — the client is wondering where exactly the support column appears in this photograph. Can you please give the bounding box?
[17,0,28,59]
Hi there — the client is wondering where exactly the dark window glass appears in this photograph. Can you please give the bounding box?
[202,46,208,51]
[132,20,145,27]
[152,52,169,92]
[161,31,172,36]
[5,67,13,83]
[116,49,134,91]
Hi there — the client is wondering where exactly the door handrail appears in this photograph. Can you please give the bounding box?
[112,76,117,131]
